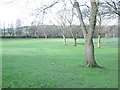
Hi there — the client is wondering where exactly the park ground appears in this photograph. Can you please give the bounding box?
[1,38,118,88]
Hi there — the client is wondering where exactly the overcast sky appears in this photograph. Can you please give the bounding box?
[0,0,118,28]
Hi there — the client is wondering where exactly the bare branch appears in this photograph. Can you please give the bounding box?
[72,0,87,37]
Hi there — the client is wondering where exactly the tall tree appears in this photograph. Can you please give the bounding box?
[82,3,106,48]
[72,0,104,68]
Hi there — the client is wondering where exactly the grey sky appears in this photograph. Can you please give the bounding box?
[0,0,118,28]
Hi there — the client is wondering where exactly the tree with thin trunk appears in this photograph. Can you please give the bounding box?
[16,18,22,37]
[30,21,37,38]
[50,15,68,46]
[43,26,48,42]
[56,10,68,46]
[69,25,79,46]
[66,8,79,46]
[97,10,102,48]
[49,20,67,45]
[3,23,6,38]
[38,25,49,42]
[61,29,67,46]
[8,24,14,38]
[72,0,104,68]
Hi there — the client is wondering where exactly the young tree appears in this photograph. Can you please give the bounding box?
[3,23,6,38]
[16,18,22,37]
[69,25,80,46]
[97,9,103,48]
[30,21,37,38]
[56,12,68,45]
[66,8,80,46]
[8,24,14,38]
[42,25,49,42]
[37,24,50,41]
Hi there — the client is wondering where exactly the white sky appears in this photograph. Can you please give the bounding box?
[0,0,118,28]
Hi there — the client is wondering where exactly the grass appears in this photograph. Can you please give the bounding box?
[2,38,118,88]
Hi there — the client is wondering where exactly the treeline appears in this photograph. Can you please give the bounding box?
[0,25,118,38]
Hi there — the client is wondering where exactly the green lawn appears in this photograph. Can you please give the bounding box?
[2,38,118,88]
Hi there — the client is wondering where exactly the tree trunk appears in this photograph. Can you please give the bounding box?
[37,35,39,38]
[44,34,47,42]
[72,0,105,68]
[84,37,98,67]
[84,0,100,67]
[10,34,12,38]
[12,32,14,37]
[62,35,66,45]
[3,27,5,38]
[26,34,27,38]
[97,35,101,48]
[74,38,77,46]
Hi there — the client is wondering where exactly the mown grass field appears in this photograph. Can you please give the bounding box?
[2,38,118,88]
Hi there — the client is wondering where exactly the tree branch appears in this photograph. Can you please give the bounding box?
[72,0,87,37]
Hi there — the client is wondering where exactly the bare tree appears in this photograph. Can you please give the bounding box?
[103,0,120,36]
[69,25,80,46]
[66,8,80,46]
[42,25,49,42]
[96,5,105,48]
[16,18,22,37]
[8,24,14,38]
[72,0,105,68]
[56,11,68,45]
[3,23,6,38]
[82,3,107,48]
[37,24,50,41]
[31,0,105,68]
[29,21,37,37]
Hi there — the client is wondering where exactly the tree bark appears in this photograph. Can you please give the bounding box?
[73,0,104,68]
[12,31,14,37]
[74,38,77,46]
[3,26,5,38]
[9,33,12,38]
[44,34,47,42]
[73,0,87,38]
[97,35,101,48]
[85,37,98,67]
[62,35,66,45]
[85,0,100,67]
